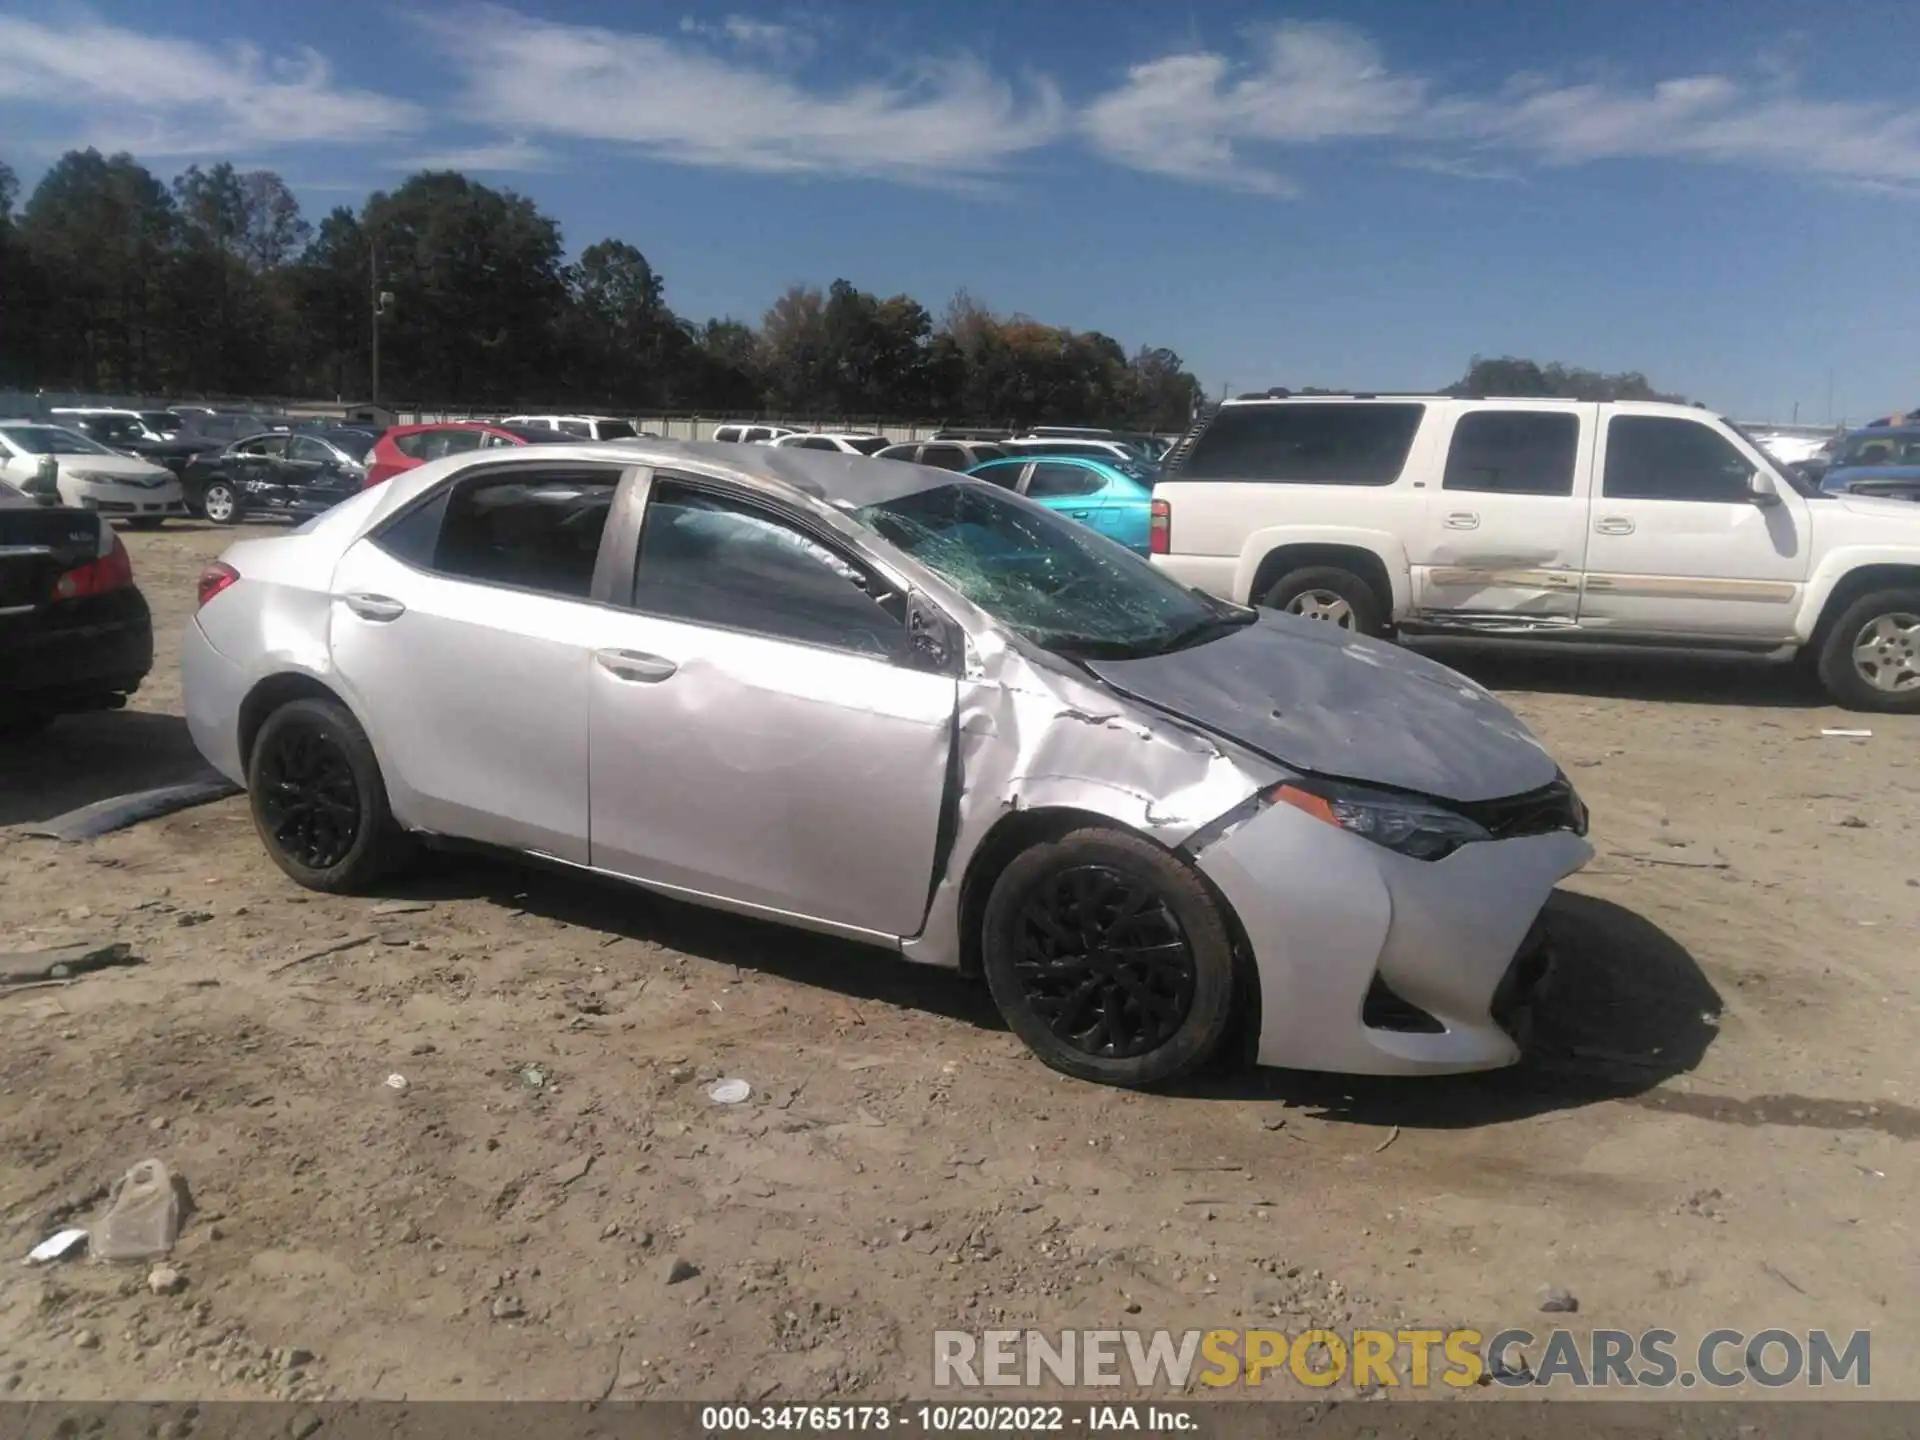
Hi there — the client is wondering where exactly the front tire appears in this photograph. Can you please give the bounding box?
[201,481,243,526]
[247,697,411,892]
[981,827,1239,1088]
[1262,565,1386,636]
[1816,588,1920,712]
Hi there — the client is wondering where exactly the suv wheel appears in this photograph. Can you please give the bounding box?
[1817,588,1920,712]
[1263,566,1385,637]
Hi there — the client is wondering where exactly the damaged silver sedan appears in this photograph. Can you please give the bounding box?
[183,441,1592,1087]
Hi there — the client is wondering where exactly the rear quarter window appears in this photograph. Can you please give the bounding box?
[1177,403,1425,485]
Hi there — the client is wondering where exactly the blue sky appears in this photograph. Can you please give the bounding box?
[4,1,1919,422]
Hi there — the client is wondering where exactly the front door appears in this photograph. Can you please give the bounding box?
[1410,404,1592,620]
[325,464,629,861]
[1581,412,1811,639]
[583,476,957,938]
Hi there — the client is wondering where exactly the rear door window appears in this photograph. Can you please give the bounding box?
[970,462,1028,490]
[374,469,619,597]
[917,445,968,471]
[1442,411,1579,496]
[1603,417,1754,503]
[1179,403,1425,484]
[1025,462,1104,498]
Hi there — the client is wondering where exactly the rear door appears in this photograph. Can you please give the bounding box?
[1022,461,1110,534]
[325,462,632,860]
[1409,403,1593,620]
[581,474,957,937]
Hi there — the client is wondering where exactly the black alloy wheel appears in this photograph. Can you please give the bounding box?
[981,826,1240,1087]
[254,714,362,870]
[246,696,412,892]
[1013,865,1197,1059]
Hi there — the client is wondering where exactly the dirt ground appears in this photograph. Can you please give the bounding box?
[1,519,1915,1406]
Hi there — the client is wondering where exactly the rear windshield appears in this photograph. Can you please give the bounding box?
[847,436,890,456]
[1838,431,1920,467]
[1176,403,1425,484]
[596,420,637,440]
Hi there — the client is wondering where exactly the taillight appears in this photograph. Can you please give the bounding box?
[197,561,240,608]
[1149,498,1171,555]
[53,534,134,599]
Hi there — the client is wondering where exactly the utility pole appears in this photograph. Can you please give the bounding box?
[370,238,380,405]
[370,237,393,405]
[1826,368,1835,425]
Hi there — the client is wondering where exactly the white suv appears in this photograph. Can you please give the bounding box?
[1151,393,1920,711]
[768,432,891,455]
[499,414,638,441]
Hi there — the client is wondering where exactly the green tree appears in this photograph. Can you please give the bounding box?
[1449,355,1688,404]
[363,171,567,404]
[22,149,177,390]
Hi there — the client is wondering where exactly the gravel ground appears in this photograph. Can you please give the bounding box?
[1,520,1915,1404]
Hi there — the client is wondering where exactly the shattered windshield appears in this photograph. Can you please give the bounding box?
[856,482,1251,657]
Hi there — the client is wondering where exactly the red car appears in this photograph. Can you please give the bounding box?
[363,422,572,489]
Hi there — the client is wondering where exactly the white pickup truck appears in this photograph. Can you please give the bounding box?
[1149,394,1920,711]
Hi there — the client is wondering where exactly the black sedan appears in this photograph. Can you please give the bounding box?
[1,495,152,739]
[181,433,365,526]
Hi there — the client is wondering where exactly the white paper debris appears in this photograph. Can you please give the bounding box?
[27,1228,88,1264]
[706,1078,752,1105]
[1821,728,1872,738]
[384,1073,409,1092]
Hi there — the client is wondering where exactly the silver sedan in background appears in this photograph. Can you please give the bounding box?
[182,442,1590,1088]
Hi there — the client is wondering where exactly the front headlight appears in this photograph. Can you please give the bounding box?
[1270,778,1491,861]
[66,470,109,485]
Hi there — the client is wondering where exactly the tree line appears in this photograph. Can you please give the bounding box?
[0,149,1204,430]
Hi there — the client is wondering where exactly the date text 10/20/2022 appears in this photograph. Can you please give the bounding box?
[699,1406,1197,1432]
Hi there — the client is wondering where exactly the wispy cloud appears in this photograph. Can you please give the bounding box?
[1084,20,1920,194]
[1083,23,1424,193]
[421,4,1064,183]
[0,10,421,155]
[400,138,552,173]
[678,12,816,65]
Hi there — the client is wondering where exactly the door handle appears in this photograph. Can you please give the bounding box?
[594,648,677,683]
[339,592,406,622]
[1445,512,1480,530]
[1068,510,1092,519]
[1595,517,1635,535]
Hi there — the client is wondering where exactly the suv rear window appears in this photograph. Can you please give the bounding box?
[1177,403,1425,485]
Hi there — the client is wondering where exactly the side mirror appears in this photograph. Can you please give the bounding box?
[1747,471,1782,507]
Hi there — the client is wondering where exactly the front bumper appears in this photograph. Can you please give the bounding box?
[71,480,188,519]
[1191,798,1591,1075]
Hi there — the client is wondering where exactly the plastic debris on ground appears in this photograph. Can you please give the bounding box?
[26,1228,88,1264]
[384,1073,409,1092]
[92,1159,186,1262]
[1820,728,1872,738]
[706,1078,752,1105]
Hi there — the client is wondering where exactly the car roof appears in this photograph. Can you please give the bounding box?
[393,438,961,510]
[1214,392,1709,420]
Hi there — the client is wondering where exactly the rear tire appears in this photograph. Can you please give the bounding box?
[247,697,413,892]
[201,481,243,526]
[124,517,164,531]
[1816,587,1920,713]
[1262,565,1386,637]
[981,827,1239,1088]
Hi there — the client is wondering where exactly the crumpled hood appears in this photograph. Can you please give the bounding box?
[1085,612,1560,804]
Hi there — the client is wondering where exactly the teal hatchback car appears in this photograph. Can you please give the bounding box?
[965,454,1156,554]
